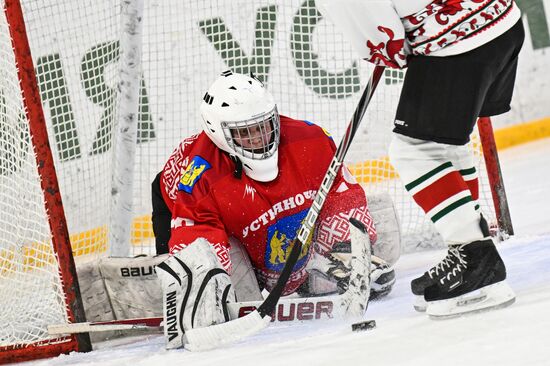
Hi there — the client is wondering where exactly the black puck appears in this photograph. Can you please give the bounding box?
[351,319,376,332]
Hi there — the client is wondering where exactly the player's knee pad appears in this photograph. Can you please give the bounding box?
[389,133,477,180]
[448,143,476,171]
[156,238,236,349]
[389,133,449,175]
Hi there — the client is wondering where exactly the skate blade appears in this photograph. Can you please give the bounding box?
[413,295,427,312]
[426,281,516,319]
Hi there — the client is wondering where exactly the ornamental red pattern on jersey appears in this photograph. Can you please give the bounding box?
[161,133,200,211]
[317,0,519,69]
[315,205,376,256]
[366,26,407,68]
[159,116,377,296]
[404,0,515,55]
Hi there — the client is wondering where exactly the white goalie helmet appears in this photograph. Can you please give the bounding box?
[200,71,280,182]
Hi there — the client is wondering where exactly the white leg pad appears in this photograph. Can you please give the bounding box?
[98,254,168,319]
[156,239,236,349]
[77,254,168,342]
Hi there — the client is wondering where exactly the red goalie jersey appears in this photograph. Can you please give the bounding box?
[160,115,377,295]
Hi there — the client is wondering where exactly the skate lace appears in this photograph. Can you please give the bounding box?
[428,246,467,280]
[439,247,468,285]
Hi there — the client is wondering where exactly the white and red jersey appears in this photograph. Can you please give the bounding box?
[159,116,377,295]
[317,0,521,68]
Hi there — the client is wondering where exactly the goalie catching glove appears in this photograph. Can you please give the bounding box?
[156,238,236,349]
[305,241,396,300]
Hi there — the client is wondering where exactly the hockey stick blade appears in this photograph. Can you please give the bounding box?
[48,318,162,335]
[340,218,372,318]
[184,310,270,351]
[50,279,373,336]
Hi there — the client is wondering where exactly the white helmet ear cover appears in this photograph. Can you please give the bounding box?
[200,72,280,182]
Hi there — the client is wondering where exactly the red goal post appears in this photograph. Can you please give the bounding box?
[0,0,90,363]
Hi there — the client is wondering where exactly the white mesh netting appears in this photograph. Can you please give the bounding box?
[0,0,70,350]
[0,0,496,352]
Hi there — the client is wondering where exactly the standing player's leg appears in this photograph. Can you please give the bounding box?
[388,20,524,316]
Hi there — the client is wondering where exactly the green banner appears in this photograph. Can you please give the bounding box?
[517,0,550,49]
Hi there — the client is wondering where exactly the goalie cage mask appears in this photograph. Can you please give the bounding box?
[200,71,280,182]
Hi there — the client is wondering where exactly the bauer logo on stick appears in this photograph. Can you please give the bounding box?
[178,155,211,194]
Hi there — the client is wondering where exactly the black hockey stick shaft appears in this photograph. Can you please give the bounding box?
[257,66,385,317]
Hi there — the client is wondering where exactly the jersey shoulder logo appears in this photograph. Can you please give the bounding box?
[178,155,211,194]
[302,119,333,140]
[321,127,333,140]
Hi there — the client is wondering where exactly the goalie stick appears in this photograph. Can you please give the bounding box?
[47,293,360,335]
[253,65,385,319]
[51,66,385,350]
[49,218,372,336]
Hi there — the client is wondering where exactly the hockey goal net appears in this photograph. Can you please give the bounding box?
[0,0,509,362]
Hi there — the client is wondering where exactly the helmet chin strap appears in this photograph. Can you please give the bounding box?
[230,154,243,179]
[230,151,278,182]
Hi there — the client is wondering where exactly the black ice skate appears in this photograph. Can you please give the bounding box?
[423,239,515,318]
[411,249,463,312]
[411,214,499,312]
